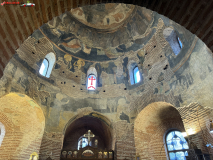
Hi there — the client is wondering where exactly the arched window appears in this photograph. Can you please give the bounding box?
[39,58,49,77]
[165,130,189,160]
[87,67,97,90]
[163,28,182,55]
[133,66,141,84]
[39,52,55,78]
[0,122,5,147]
[77,137,92,150]
[128,61,142,85]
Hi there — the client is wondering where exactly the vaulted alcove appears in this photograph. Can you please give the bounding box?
[62,114,113,151]
[134,102,186,160]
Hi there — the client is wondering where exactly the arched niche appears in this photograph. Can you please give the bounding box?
[62,113,113,151]
[134,102,185,160]
[0,93,45,159]
[163,27,182,56]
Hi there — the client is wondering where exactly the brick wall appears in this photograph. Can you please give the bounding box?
[134,102,185,160]
[177,103,213,155]
[113,121,136,160]
[39,132,64,160]
[1,0,213,78]
[0,93,45,160]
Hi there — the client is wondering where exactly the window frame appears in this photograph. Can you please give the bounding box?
[163,27,183,56]
[0,122,5,147]
[177,37,183,49]
[87,74,97,91]
[41,58,49,77]
[164,129,189,160]
[77,136,92,150]
[133,66,140,84]
[39,52,56,78]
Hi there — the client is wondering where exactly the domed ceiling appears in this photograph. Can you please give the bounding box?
[70,3,135,30]
[37,4,153,62]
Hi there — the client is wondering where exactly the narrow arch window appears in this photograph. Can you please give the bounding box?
[165,130,189,160]
[78,137,91,150]
[163,28,182,55]
[178,37,182,49]
[0,122,5,147]
[39,58,49,77]
[128,62,142,85]
[87,75,97,90]
[133,66,141,84]
[87,67,97,90]
[39,52,55,78]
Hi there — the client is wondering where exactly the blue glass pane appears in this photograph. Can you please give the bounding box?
[178,37,182,49]
[169,152,187,160]
[166,131,189,151]
[167,131,189,160]
[133,67,141,84]
[39,59,48,76]
[169,152,176,160]
[78,138,90,150]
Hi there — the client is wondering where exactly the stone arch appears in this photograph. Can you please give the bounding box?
[134,102,185,160]
[0,92,45,159]
[62,111,113,151]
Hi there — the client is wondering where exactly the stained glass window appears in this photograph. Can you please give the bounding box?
[166,131,189,160]
[87,75,96,90]
[78,138,92,150]
[133,67,141,84]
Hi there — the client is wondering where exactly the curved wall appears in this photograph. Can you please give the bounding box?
[1,3,213,160]
[0,93,45,159]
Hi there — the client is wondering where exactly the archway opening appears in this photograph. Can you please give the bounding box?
[0,93,45,159]
[62,115,113,151]
[134,102,186,160]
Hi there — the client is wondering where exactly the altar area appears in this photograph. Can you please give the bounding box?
[61,130,114,160]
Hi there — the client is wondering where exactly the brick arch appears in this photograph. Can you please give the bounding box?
[0,0,213,78]
[60,111,114,158]
[0,92,45,159]
[134,101,185,160]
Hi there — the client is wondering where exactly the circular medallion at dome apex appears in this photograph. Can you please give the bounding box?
[70,3,135,31]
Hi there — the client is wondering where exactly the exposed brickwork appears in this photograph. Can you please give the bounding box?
[0,93,45,160]
[114,121,136,160]
[39,132,64,160]
[134,102,185,160]
[177,103,213,155]
[1,0,213,78]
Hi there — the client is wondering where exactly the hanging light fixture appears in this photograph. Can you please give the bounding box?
[210,120,213,133]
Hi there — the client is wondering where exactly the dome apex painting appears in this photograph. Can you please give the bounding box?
[70,4,135,30]
[39,4,153,61]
